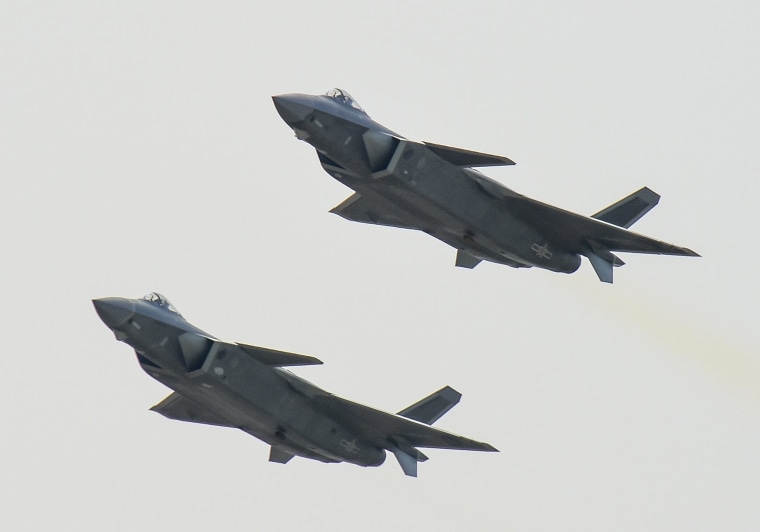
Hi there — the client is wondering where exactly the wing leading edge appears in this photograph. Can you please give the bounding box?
[329,193,420,230]
[236,342,323,367]
[423,142,515,167]
[151,392,236,427]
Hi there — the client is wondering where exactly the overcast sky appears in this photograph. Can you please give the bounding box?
[3,2,759,530]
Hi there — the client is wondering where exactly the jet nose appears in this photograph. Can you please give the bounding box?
[93,297,135,330]
[272,94,314,126]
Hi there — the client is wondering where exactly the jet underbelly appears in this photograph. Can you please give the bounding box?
[141,353,279,431]
[155,340,386,467]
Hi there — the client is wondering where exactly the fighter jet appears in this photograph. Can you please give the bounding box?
[93,293,496,477]
[273,88,699,283]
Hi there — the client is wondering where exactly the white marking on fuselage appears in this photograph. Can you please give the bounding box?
[340,439,360,454]
[531,243,553,259]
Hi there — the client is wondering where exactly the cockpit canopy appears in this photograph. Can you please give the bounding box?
[324,88,366,114]
[142,292,181,315]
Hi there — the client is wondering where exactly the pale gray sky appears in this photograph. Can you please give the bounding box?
[2,2,759,530]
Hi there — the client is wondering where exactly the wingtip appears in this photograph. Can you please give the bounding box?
[640,186,661,203]
[675,247,701,257]
[440,385,462,402]
[298,355,325,365]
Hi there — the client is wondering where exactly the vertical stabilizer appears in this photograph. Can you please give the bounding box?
[585,241,625,283]
[587,253,614,283]
[269,446,295,464]
[591,187,660,229]
[392,448,418,477]
[397,386,462,425]
[455,250,482,269]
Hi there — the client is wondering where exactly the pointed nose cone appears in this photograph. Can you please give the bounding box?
[272,94,314,126]
[93,297,135,330]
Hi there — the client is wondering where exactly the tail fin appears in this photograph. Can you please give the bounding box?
[391,386,461,477]
[455,250,482,269]
[269,446,295,464]
[397,386,461,425]
[390,445,429,477]
[591,187,660,229]
[585,241,625,284]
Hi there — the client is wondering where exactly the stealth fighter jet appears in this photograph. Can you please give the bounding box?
[273,88,698,283]
[94,293,496,476]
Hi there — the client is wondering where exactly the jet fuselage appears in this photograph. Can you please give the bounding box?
[273,89,698,283]
[94,295,385,467]
[273,91,581,273]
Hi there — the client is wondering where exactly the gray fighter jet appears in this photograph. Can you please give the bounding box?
[93,293,496,477]
[273,89,699,283]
